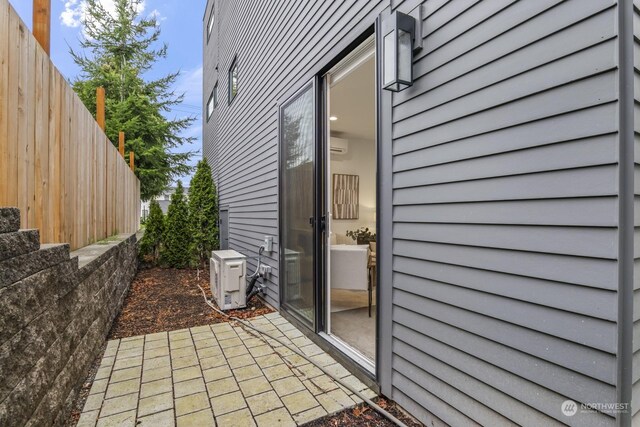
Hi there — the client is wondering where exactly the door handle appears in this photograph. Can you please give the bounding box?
[309,216,314,227]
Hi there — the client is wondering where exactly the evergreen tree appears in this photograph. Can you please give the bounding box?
[70,0,194,200]
[139,199,164,263]
[189,159,218,265]
[162,181,192,268]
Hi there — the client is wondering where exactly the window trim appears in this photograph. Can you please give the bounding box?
[206,90,214,121]
[206,8,214,42]
[228,56,238,105]
[213,81,219,107]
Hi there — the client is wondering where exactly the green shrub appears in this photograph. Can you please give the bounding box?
[139,200,164,263]
[161,181,193,268]
[189,159,219,266]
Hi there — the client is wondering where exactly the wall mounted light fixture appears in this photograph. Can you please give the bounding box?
[382,9,422,92]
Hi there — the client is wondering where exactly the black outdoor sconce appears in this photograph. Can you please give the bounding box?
[382,9,422,92]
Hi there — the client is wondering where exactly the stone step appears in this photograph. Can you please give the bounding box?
[0,230,40,262]
[0,208,20,234]
[0,243,71,290]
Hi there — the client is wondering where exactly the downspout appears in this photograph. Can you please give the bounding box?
[617,0,634,425]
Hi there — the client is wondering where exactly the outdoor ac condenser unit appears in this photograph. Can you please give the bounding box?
[210,250,247,310]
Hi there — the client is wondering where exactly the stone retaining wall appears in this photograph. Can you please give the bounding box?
[0,208,138,426]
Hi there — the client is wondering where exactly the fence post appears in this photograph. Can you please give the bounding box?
[33,0,51,55]
[119,132,125,158]
[129,152,135,171]
[96,87,105,131]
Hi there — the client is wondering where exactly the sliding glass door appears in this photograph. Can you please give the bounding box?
[279,80,317,327]
[323,35,377,369]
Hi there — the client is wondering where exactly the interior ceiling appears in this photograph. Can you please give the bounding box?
[329,56,376,141]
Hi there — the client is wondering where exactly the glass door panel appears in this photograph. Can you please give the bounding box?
[280,81,316,326]
[324,35,377,366]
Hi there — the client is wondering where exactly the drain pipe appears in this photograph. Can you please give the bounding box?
[196,284,408,427]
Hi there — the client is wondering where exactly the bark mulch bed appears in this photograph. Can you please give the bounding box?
[303,397,424,427]
[107,266,274,339]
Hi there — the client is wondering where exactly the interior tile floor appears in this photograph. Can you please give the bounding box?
[77,312,376,427]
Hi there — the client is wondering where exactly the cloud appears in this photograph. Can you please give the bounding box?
[60,0,147,29]
[60,0,83,27]
[174,66,203,107]
[149,9,166,25]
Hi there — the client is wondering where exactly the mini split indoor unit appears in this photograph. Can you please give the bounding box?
[210,250,247,310]
[330,137,348,154]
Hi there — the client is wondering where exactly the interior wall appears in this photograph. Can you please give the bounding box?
[330,137,376,240]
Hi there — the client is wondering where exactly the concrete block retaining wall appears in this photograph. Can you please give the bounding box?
[0,207,138,426]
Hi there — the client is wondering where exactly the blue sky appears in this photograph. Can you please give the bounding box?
[9,0,206,184]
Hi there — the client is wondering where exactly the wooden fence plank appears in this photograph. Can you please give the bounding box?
[34,44,49,238]
[48,68,61,243]
[66,92,75,247]
[17,22,33,228]
[59,69,68,244]
[26,34,36,230]
[6,9,21,215]
[77,97,84,247]
[0,0,10,208]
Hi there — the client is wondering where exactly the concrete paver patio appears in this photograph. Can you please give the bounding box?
[77,312,376,426]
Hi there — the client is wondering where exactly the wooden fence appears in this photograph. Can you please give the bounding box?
[0,0,140,250]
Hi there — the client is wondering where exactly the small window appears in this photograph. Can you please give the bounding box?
[207,91,214,121]
[207,9,214,42]
[229,57,238,104]
[213,82,218,107]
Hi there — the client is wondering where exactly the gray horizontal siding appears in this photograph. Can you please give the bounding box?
[389,0,620,425]
[394,197,619,227]
[393,282,616,387]
[394,223,617,259]
[633,0,640,422]
[394,274,617,356]
[394,133,618,185]
[204,0,385,308]
[395,257,616,320]
[393,104,618,171]
[394,240,617,290]
[393,325,613,427]
[400,1,615,105]
[203,0,218,181]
